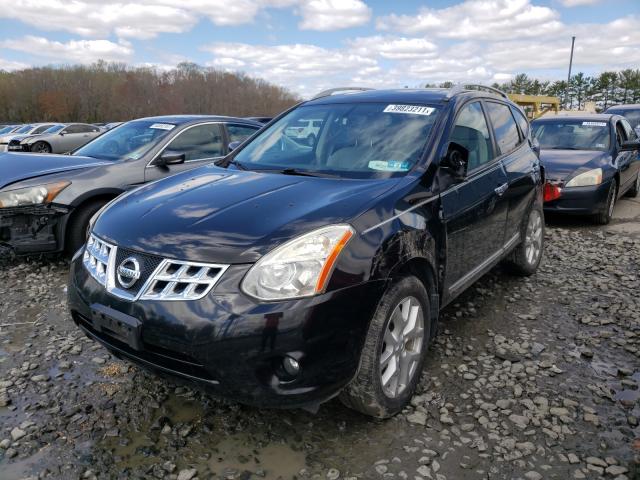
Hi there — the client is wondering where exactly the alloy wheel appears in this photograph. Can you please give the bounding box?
[380,296,424,398]
[525,209,543,265]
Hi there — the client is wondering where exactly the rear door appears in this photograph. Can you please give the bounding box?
[440,100,509,297]
[486,102,540,244]
[145,122,226,182]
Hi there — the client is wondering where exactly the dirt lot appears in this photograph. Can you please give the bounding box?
[1,198,639,480]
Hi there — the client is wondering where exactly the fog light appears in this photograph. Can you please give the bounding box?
[282,356,300,376]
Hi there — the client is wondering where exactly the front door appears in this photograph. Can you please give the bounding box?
[615,119,636,192]
[145,123,226,182]
[440,101,509,297]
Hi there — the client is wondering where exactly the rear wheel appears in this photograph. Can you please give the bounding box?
[503,204,544,276]
[31,141,51,153]
[65,200,107,256]
[593,179,617,225]
[340,276,430,418]
[626,171,640,198]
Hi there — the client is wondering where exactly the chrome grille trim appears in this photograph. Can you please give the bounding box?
[82,233,228,302]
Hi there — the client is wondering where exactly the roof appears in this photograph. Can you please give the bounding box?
[134,114,262,126]
[605,104,640,111]
[532,113,614,123]
[305,88,454,106]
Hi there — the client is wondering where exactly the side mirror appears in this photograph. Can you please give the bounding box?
[59,131,65,136]
[620,140,640,152]
[441,142,469,182]
[157,152,185,166]
[228,141,241,152]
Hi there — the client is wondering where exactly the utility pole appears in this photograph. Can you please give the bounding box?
[567,36,576,109]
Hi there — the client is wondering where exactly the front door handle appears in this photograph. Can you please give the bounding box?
[494,183,508,196]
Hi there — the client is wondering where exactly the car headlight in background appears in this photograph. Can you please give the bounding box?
[0,181,70,208]
[242,224,355,300]
[565,168,603,188]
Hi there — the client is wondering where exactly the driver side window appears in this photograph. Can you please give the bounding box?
[450,102,494,171]
[163,123,224,161]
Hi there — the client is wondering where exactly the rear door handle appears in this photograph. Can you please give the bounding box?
[494,183,508,196]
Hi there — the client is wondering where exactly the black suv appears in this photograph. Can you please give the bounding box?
[68,86,544,417]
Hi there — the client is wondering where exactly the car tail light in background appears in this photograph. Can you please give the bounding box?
[543,182,562,202]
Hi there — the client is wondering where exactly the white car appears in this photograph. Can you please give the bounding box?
[0,123,58,152]
[284,118,322,145]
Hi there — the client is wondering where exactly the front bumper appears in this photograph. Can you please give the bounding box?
[68,255,386,408]
[0,204,69,256]
[543,180,611,215]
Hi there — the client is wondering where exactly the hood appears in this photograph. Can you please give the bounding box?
[0,152,111,189]
[94,165,398,263]
[8,134,32,143]
[0,134,17,143]
[539,149,611,182]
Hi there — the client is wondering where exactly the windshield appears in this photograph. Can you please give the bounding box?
[73,120,176,161]
[43,124,65,134]
[0,126,16,134]
[15,124,34,134]
[233,102,441,178]
[532,120,610,151]
[608,109,640,129]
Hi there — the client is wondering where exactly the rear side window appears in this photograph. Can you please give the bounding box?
[511,106,529,140]
[450,101,494,170]
[485,102,521,154]
[64,125,82,134]
[227,124,259,143]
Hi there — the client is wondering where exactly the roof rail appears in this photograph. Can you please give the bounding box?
[311,87,374,100]
[446,83,509,99]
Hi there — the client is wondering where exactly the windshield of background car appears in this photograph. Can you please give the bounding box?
[15,124,34,134]
[42,124,64,134]
[532,120,610,151]
[73,120,176,161]
[233,102,441,178]
[0,126,16,134]
[609,109,640,129]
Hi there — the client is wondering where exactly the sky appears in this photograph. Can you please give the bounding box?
[0,0,638,96]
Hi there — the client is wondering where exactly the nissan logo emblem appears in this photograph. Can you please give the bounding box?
[117,256,141,289]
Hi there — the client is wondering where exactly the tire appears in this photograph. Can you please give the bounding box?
[65,200,107,256]
[626,171,640,198]
[593,179,617,225]
[31,141,51,153]
[306,134,316,146]
[503,203,544,276]
[339,275,431,418]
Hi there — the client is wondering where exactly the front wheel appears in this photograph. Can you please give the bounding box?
[340,276,430,418]
[503,204,544,276]
[593,179,617,225]
[31,141,51,153]
[65,200,107,256]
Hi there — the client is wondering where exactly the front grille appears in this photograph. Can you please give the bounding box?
[73,312,217,382]
[114,247,163,295]
[82,233,229,302]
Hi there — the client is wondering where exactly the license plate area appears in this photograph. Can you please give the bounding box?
[90,303,142,350]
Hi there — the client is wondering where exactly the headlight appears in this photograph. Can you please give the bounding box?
[241,224,355,300]
[0,181,70,208]
[565,168,603,187]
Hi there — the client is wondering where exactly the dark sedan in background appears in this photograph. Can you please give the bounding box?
[605,104,640,138]
[0,115,262,257]
[533,114,640,224]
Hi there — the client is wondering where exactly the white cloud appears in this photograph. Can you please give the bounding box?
[377,0,563,40]
[0,36,134,63]
[347,36,438,60]
[297,0,371,31]
[560,0,602,6]
[0,57,30,71]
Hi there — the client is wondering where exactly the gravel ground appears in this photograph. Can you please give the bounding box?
[1,198,639,480]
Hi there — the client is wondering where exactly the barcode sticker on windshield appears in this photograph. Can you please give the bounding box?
[383,104,435,116]
[150,123,175,130]
[582,122,607,127]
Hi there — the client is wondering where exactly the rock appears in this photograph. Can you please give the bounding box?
[6,448,17,458]
[605,466,628,475]
[407,411,427,426]
[10,427,26,441]
[508,414,529,428]
[326,468,340,480]
[586,457,608,468]
[567,453,580,464]
[91,357,106,365]
[177,469,197,480]
[524,472,542,480]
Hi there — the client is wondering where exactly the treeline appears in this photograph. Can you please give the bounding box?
[430,69,640,111]
[0,61,300,123]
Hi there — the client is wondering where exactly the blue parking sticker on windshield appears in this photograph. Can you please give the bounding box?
[383,104,434,116]
[368,160,411,172]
